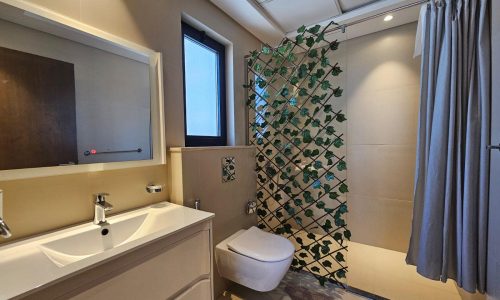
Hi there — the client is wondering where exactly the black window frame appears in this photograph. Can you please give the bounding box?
[181,22,227,147]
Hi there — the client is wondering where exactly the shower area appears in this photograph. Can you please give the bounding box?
[245,1,488,299]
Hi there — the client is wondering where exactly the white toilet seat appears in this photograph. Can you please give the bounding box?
[227,226,296,262]
[215,227,295,292]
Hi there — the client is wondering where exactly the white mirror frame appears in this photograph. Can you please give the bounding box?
[0,0,166,181]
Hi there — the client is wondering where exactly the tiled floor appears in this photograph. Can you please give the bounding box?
[218,271,367,300]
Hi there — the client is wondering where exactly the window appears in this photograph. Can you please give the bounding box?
[182,22,226,146]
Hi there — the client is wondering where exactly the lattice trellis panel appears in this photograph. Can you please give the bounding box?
[245,22,350,287]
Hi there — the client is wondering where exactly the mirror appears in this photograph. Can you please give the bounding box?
[0,1,165,177]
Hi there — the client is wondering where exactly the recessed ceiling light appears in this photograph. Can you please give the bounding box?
[384,15,394,22]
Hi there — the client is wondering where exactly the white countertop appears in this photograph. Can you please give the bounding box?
[0,202,214,299]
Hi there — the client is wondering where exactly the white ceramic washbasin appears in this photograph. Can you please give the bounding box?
[39,213,148,267]
[0,202,214,299]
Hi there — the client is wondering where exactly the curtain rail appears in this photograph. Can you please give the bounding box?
[324,0,430,34]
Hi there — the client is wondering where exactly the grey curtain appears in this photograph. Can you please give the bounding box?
[406,0,490,294]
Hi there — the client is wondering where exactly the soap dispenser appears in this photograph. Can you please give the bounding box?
[0,190,12,238]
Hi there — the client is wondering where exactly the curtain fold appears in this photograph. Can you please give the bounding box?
[406,0,490,293]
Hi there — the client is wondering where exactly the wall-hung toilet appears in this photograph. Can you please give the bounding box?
[215,226,295,292]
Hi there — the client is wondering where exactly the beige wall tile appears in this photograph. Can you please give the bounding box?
[345,23,420,95]
[347,85,419,146]
[346,195,412,252]
[347,145,416,201]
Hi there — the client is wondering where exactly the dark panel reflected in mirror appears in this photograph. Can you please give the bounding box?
[0,47,77,170]
[0,18,152,171]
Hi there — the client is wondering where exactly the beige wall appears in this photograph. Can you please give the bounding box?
[344,23,420,252]
[487,1,500,299]
[0,0,261,245]
[169,146,257,296]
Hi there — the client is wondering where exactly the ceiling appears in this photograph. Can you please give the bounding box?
[210,0,422,46]
[254,0,379,32]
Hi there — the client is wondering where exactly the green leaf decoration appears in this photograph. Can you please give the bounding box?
[294,198,303,206]
[322,219,333,232]
[245,22,349,286]
[321,56,329,68]
[308,24,321,34]
[316,32,325,42]
[316,201,325,209]
[319,276,326,286]
[308,49,318,58]
[312,180,321,189]
[329,192,339,200]
[296,34,304,44]
[302,130,313,143]
[333,232,343,243]
[336,113,347,122]
[300,107,309,117]
[323,260,333,268]
[326,126,335,135]
[336,269,346,279]
[275,156,286,167]
[335,252,345,262]
[339,203,348,214]
[337,160,347,171]
[279,66,288,76]
[330,40,339,50]
[332,65,343,76]
[299,88,308,97]
[333,87,344,97]
[333,137,344,148]
[339,183,349,194]
[306,36,315,47]
[321,80,331,90]
[325,172,335,181]
[304,191,315,203]
[308,61,317,71]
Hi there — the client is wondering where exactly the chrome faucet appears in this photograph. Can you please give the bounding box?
[0,218,11,238]
[0,190,11,238]
[94,193,113,225]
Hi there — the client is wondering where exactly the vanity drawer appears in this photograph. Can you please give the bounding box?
[174,279,211,300]
[70,230,211,300]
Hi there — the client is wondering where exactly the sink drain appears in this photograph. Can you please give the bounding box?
[101,228,109,236]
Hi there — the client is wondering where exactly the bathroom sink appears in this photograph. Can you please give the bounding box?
[39,214,148,267]
[0,202,213,299]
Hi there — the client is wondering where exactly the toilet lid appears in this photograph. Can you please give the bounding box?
[227,226,295,262]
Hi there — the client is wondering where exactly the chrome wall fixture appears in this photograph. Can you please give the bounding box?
[146,184,164,193]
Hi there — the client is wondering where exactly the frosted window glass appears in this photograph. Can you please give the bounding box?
[184,37,219,136]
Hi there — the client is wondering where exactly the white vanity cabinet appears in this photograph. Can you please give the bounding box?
[69,224,213,300]
[0,204,215,300]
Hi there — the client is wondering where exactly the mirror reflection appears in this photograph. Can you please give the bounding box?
[0,18,152,171]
